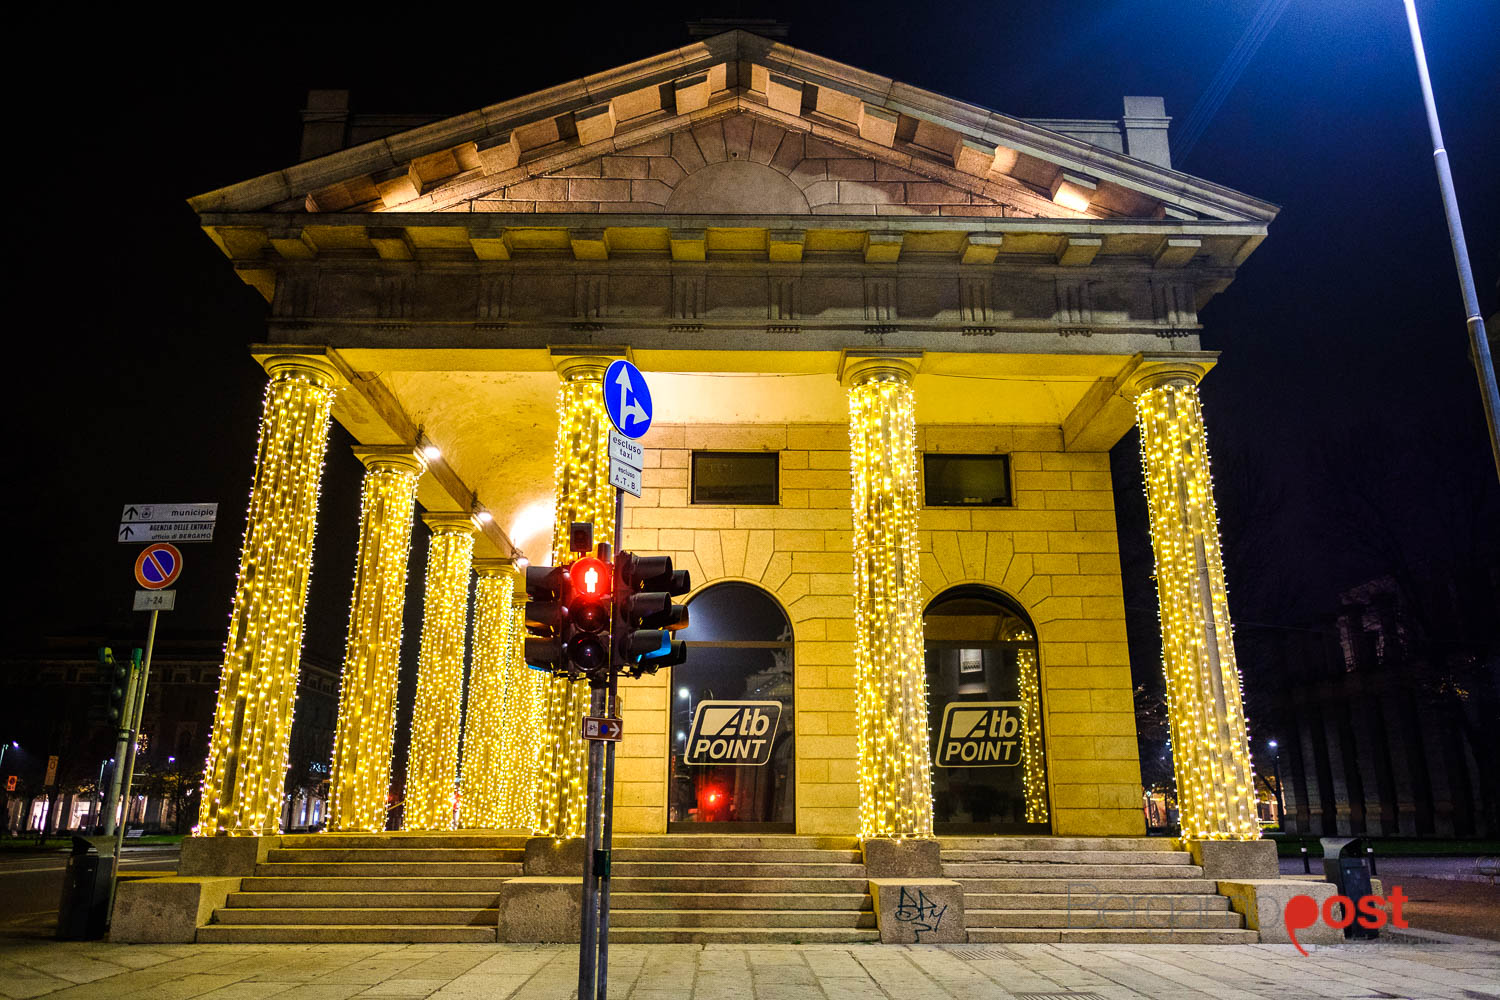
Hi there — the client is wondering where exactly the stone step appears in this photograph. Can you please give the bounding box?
[940,837,1173,852]
[253,862,523,878]
[279,833,527,849]
[610,876,870,894]
[226,891,503,909]
[965,892,1229,912]
[607,927,880,944]
[610,892,870,911]
[966,928,1258,944]
[196,924,496,944]
[612,862,866,878]
[941,850,1192,865]
[951,877,1220,895]
[965,908,1244,930]
[214,907,496,926]
[612,847,862,864]
[609,909,876,929]
[942,862,1204,879]
[614,835,857,850]
[265,848,523,863]
[241,876,516,893]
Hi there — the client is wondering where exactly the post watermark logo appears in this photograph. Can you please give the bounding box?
[934,702,1024,767]
[1284,886,1409,955]
[684,700,781,766]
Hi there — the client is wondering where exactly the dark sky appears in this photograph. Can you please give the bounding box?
[12,2,1498,685]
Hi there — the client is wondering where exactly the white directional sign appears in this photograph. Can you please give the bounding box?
[118,502,218,543]
[118,522,215,543]
[133,589,177,612]
[609,460,642,498]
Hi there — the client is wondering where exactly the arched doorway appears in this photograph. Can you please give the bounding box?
[668,582,795,832]
[925,585,1051,833]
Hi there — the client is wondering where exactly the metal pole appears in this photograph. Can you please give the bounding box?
[116,614,158,858]
[597,486,624,1000]
[577,684,606,1000]
[1402,0,1500,481]
[102,657,141,838]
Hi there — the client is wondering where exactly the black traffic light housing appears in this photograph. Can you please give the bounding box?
[523,565,569,673]
[614,553,691,678]
[566,554,613,683]
[101,647,129,725]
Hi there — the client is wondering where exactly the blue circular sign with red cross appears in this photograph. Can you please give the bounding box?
[135,543,183,590]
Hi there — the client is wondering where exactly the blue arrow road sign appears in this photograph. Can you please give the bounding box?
[604,360,653,439]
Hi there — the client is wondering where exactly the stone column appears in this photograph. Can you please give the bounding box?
[843,355,934,843]
[497,591,544,830]
[457,559,517,829]
[198,355,337,836]
[327,447,426,832]
[533,355,616,839]
[401,513,477,831]
[1130,362,1262,847]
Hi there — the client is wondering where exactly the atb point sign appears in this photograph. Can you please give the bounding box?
[604,360,652,439]
[135,543,183,590]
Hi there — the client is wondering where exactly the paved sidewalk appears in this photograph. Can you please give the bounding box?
[1,940,1498,1000]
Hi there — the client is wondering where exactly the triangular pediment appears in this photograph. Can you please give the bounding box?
[189,30,1276,227]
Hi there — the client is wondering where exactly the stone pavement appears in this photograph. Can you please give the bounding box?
[1,939,1498,1000]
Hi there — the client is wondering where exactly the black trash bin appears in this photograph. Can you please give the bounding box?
[57,835,116,940]
[1321,836,1378,940]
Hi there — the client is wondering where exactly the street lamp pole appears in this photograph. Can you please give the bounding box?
[1268,740,1287,830]
[1401,0,1500,481]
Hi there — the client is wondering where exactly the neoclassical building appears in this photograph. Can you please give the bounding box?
[185,29,1275,854]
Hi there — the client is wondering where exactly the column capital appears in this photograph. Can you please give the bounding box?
[263,353,341,388]
[552,346,630,381]
[422,512,479,535]
[838,350,922,387]
[352,445,427,476]
[472,557,517,577]
[1122,352,1216,397]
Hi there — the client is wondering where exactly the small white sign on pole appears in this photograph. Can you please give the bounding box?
[608,429,645,470]
[133,590,177,612]
[609,459,642,498]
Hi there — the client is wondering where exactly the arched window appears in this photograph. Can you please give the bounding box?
[668,582,795,831]
[925,585,1050,833]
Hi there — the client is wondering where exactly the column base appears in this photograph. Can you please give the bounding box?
[1181,838,1279,879]
[523,836,585,875]
[870,878,966,943]
[178,835,281,876]
[110,876,242,943]
[1217,879,1343,946]
[862,838,942,877]
[497,877,582,942]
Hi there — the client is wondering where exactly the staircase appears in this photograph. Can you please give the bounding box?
[608,834,877,943]
[942,837,1255,943]
[197,832,526,943]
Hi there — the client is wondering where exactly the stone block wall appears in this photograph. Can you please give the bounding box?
[609,422,1145,837]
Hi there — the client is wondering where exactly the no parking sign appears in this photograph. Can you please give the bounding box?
[134,543,182,590]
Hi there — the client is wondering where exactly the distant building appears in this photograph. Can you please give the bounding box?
[0,634,337,835]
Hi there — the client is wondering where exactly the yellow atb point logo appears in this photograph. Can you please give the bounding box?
[935,701,1025,767]
[684,700,782,766]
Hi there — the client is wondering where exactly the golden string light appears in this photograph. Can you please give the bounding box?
[1011,631,1049,824]
[847,363,934,841]
[497,593,544,829]
[198,357,337,836]
[457,564,514,828]
[1134,374,1260,841]
[533,362,614,838]
[402,515,476,831]
[329,450,424,832]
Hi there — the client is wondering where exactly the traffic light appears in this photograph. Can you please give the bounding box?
[567,555,613,683]
[523,565,569,673]
[101,647,129,725]
[614,554,691,677]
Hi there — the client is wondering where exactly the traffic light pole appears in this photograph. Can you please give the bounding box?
[115,612,157,859]
[102,652,140,838]
[597,487,624,996]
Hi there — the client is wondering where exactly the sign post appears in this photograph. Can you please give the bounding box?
[578,360,653,1000]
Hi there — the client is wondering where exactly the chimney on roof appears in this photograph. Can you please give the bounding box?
[1122,96,1172,169]
[300,89,351,162]
[686,18,790,40]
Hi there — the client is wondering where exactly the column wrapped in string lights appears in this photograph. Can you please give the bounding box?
[457,560,515,829]
[328,447,426,832]
[1011,632,1049,824]
[198,355,338,836]
[844,355,934,841]
[496,592,543,829]
[401,513,477,831]
[533,356,615,838]
[1130,363,1260,841]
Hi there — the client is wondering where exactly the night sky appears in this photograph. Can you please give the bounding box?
[13,3,1498,708]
